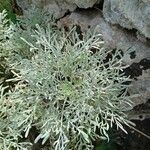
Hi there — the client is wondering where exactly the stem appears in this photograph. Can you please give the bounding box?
[129,125,150,139]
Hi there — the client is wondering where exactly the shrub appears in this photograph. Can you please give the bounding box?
[0,9,133,150]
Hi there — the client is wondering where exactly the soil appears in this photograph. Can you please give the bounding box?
[116,100,150,150]
[116,118,150,150]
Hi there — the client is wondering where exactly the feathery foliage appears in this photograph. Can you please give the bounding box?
[0,8,133,150]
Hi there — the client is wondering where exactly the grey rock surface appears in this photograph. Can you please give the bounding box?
[16,0,74,18]
[130,69,150,106]
[16,0,100,18]
[103,0,150,38]
[17,0,150,38]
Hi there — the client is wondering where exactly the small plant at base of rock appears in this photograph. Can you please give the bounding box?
[0,9,134,150]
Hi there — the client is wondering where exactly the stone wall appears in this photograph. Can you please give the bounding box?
[103,0,150,38]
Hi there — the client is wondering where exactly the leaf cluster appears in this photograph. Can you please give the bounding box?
[0,8,133,150]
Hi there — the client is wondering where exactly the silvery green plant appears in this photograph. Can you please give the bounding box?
[0,10,16,87]
[0,8,133,150]
[0,10,14,60]
[0,7,53,86]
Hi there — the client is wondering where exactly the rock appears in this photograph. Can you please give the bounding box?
[16,0,100,18]
[129,69,150,107]
[68,0,99,8]
[103,0,150,38]
[16,0,150,38]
